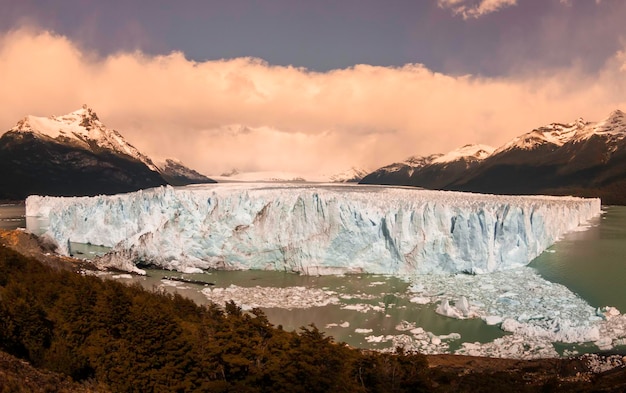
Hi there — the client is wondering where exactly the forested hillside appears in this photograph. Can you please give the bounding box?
[1,243,625,392]
[0,245,430,392]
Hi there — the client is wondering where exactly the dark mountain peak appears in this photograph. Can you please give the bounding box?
[405,154,442,167]
[77,104,100,127]
[156,158,216,186]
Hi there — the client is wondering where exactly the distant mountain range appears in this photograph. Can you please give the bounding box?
[211,167,370,183]
[361,110,626,205]
[6,106,625,203]
[0,106,214,200]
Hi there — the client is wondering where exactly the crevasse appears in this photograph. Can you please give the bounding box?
[25,184,601,275]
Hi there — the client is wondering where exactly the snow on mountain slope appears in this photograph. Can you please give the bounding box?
[431,144,495,165]
[10,105,158,171]
[494,118,587,154]
[589,109,626,136]
[26,184,600,276]
[367,154,442,179]
[155,158,215,185]
[326,167,370,183]
[495,110,626,154]
[368,144,493,179]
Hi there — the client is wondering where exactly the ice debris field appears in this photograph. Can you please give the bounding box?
[27,183,626,359]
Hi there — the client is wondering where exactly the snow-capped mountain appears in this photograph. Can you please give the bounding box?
[11,105,159,171]
[155,158,216,186]
[495,110,626,154]
[432,144,495,164]
[360,144,494,189]
[326,167,371,183]
[0,106,213,200]
[361,110,626,204]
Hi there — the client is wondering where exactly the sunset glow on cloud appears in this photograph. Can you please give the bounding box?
[437,0,517,19]
[1,1,626,176]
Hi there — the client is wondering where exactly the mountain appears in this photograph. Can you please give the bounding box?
[0,106,213,200]
[155,158,216,186]
[360,144,494,189]
[360,110,626,204]
[211,167,370,183]
[448,110,626,204]
[327,167,370,183]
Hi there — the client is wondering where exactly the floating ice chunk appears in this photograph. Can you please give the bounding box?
[456,296,471,316]
[597,306,621,320]
[594,337,613,351]
[410,327,425,335]
[341,303,385,313]
[365,335,395,343]
[355,328,374,334]
[435,296,479,319]
[436,300,460,319]
[407,267,626,357]
[326,321,351,328]
[409,296,431,304]
[456,335,559,359]
[484,316,503,325]
[111,274,133,279]
[395,321,415,332]
[179,266,204,274]
[201,285,340,309]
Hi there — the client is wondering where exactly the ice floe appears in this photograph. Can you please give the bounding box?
[201,285,340,310]
[405,267,626,357]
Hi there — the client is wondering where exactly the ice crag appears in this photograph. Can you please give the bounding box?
[26,184,601,275]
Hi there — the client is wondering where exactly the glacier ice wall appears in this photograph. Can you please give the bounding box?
[25,184,601,275]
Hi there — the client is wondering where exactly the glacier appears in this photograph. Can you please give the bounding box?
[25,183,601,275]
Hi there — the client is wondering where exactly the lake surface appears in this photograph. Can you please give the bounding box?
[4,203,626,356]
[530,206,626,312]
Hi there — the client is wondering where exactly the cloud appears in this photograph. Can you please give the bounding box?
[437,0,517,19]
[1,28,626,177]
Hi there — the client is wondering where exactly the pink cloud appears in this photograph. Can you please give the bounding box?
[437,0,517,19]
[1,28,625,176]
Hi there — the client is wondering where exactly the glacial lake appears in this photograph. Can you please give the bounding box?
[3,203,626,356]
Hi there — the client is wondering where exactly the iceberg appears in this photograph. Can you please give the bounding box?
[25,183,601,275]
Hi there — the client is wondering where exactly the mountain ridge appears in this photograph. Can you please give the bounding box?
[0,106,214,200]
[360,110,626,204]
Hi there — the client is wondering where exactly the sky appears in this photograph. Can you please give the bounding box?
[1,0,626,176]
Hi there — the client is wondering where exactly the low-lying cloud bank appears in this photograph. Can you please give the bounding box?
[1,28,625,176]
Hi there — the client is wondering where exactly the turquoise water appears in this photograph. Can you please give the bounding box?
[530,206,626,312]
